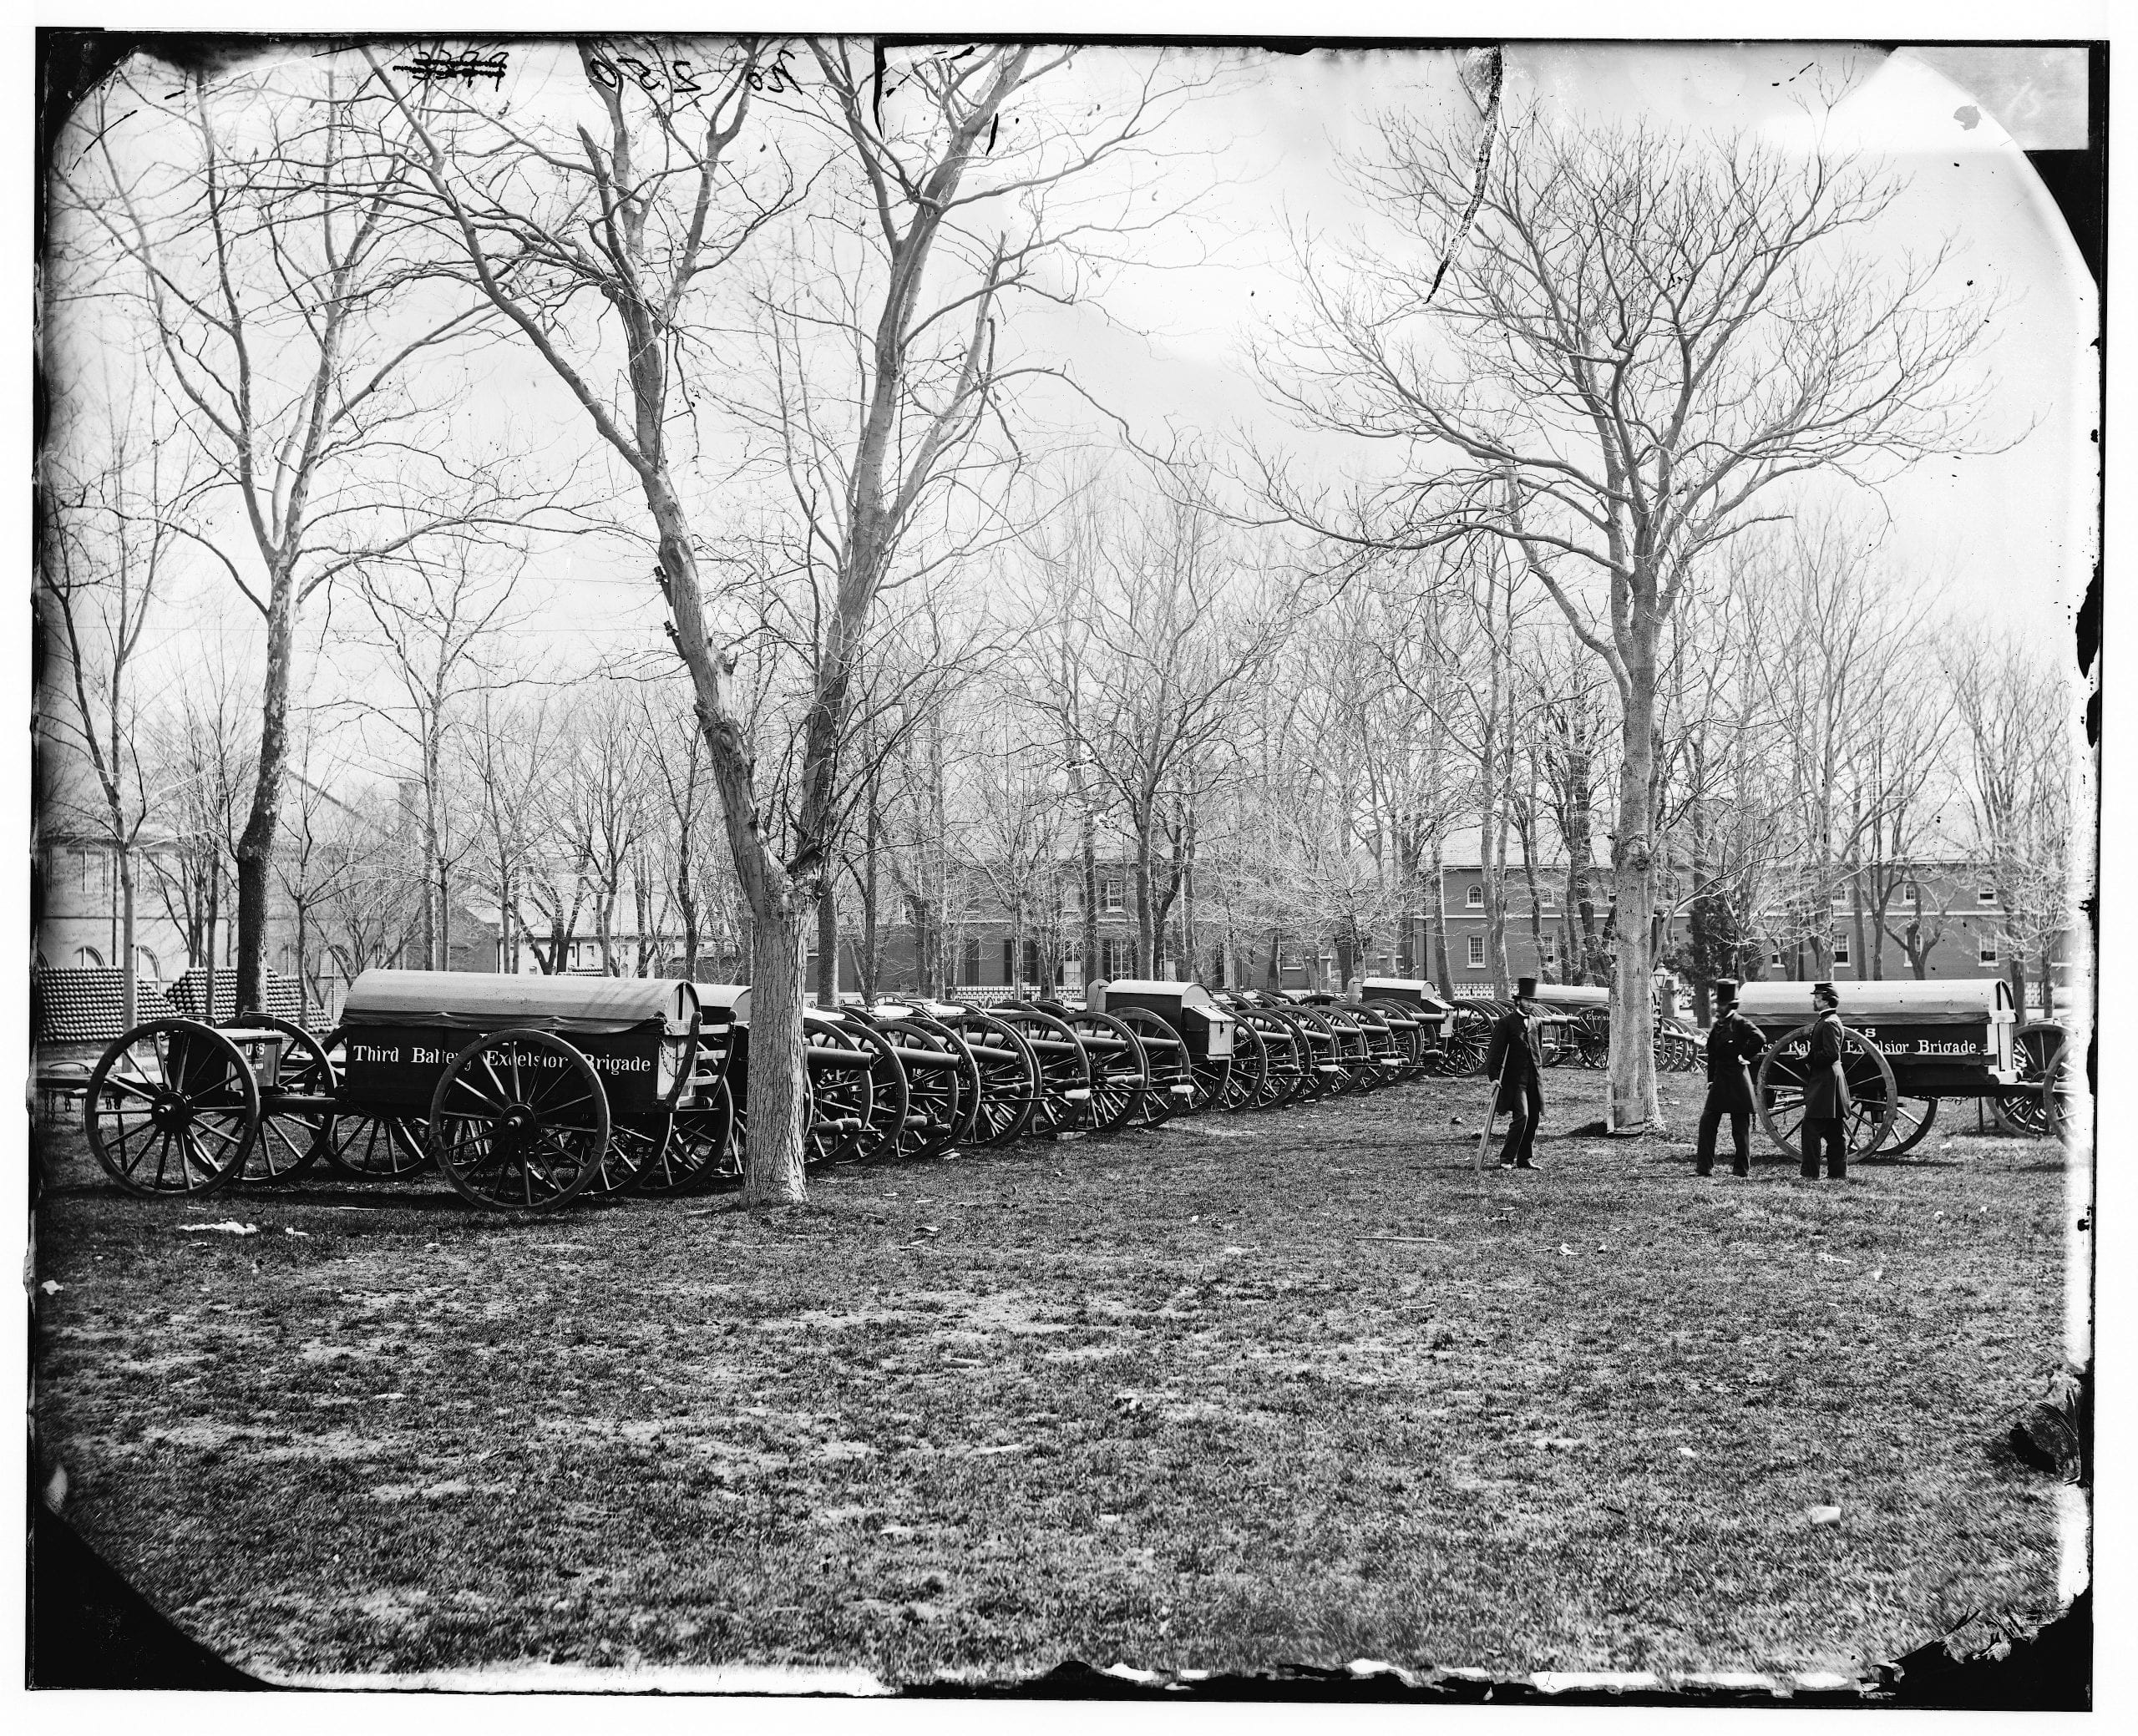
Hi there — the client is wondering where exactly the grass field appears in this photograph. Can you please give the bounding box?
[31,1068,2078,1688]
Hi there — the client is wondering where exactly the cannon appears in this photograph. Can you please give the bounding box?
[1087,980,1236,1113]
[684,986,889,1175]
[81,970,703,1211]
[1734,978,2023,1162]
[1359,978,1456,1080]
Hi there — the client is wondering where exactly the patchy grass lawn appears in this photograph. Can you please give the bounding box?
[32,1068,2077,1687]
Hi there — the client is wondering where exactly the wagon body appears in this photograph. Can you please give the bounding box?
[339,970,699,1116]
[1087,979,1236,1062]
[1734,978,2018,1096]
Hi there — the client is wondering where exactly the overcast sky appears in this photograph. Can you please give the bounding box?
[49,38,2099,794]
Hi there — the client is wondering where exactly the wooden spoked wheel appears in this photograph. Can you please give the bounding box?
[1059,1009,1151,1134]
[894,1017,983,1154]
[992,1007,1092,1138]
[588,1113,673,1197]
[1360,1002,1427,1081]
[1238,1007,1310,1108]
[1755,1024,1897,1162]
[317,1025,433,1178]
[1572,1011,1610,1070]
[1876,1097,1940,1157]
[639,1081,738,1194]
[802,1025,878,1163]
[955,1011,1041,1146]
[1286,1008,1348,1101]
[866,1014,967,1160]
[84,1018,261,1197]
[1434,1004,1493,1076]
[841,1020,912,1162]
[1994,1023,2068,1138]
[428,1028,610,1212]
[228,1015,335,1184]
[1217,1018,1269,1111]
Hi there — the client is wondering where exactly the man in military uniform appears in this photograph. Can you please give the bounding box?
[1695,977,1766,1177]
[1484,976,1545,1170]
[1801,981,1851,1180]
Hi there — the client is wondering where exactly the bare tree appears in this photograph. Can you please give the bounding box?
[1258,101,1996,1129]
[53,55,567,1015]
[351,544,529,971]
[37,379,200,1024]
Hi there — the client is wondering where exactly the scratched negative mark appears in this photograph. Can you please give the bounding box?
[393,46,508,89]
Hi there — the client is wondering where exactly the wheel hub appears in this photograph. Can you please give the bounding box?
[149,1091,190,1131]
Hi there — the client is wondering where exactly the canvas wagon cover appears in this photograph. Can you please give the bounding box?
[342,969,697,1035]
[1734,978,2013,1027]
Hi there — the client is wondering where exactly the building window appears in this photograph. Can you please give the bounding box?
[1100,876,1126,913]
[1466,885,1483,908]
[1905,883,1923,906]
[1978,885,1997,906]
[1102,938,1134,979]
[135,947,160,981]
[73,945,104,969]
[1022,938,1042,985]
[1467,935,1485,968]
[959,937,981,986]
[1770,948,1782,968]
[1831,936,1851,966]
[1979,941,1999,965]
[1540,939,1558,969]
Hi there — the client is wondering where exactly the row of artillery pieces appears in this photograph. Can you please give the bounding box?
[65,973,2075,1213]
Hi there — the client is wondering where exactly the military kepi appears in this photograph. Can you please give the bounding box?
[1515,976,1538,1000]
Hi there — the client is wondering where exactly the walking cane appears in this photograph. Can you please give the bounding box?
[1477,1055,1507,1177]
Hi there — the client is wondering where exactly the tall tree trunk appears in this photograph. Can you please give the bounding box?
[1607,654,1663,1131]
[815,882,840,1005]
[233,565,298,1013]
[1430,834,1452,992]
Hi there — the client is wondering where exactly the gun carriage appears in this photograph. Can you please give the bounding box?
[83,971,704,1211]
[1358,978,1456,1081]
[1734,978,2023,1161]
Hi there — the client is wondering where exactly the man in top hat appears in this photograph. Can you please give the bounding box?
[1695,978,1767,1177]
[1801,982,1852,1181]
[1484,976,1546,1170]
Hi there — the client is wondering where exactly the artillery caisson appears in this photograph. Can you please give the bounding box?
[1087,980,1237,1114]
[80,971,704,1210]
[337,971,701,1208]
[1734,978,2024,1162]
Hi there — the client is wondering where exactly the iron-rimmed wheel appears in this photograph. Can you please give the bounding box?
[1056,1009,1146,1128]
[1217,1018,1268,1111]
[901,1010,985,1151]
[227,1014,336,1184]
[955,1010,1041,1147]
[1360,1001,1426,1082]
[836,1018,911,1162]
[1995,1022,2067,1137]
[993,1005,1092,1138]
[864,1011,966,1161]
[803,1021,879,1163]
[317,1025,433,1178]
[640,1081,738,1194]
[1286,1007,1348,1101]
[84,1018,261,1197]
[1436,1003,1493,1076]
[1239,1007,1310,1108]
[428,1027,610,1212]
[590,1113,673,1197]
[1755,1024,1897,1162]
[1877,1096,1939,1157]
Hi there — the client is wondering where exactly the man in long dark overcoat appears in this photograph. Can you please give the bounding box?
[1695,977,1767,1177]
[1484,976,1545,1169]
[1800,982,1852,1180]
